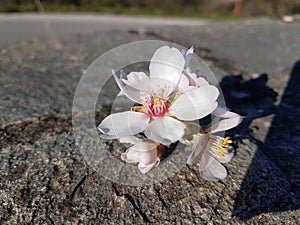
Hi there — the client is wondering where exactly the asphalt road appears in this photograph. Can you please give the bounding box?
[0,13,207,44]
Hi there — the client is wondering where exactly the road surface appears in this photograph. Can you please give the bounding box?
[0,13,207,44]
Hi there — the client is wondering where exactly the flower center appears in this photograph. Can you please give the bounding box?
[208,136,233,158]
[146,95,169,118]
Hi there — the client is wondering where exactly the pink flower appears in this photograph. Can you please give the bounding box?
[120,136,158,174]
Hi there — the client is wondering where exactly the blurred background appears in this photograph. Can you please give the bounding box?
[1,0,300,19]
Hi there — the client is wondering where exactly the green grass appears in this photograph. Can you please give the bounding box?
[0,3,244,21]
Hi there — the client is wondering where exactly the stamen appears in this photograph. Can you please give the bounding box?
[208,136,233,158]
[140,91,169,118]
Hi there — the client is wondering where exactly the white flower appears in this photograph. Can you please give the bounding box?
[187,134,235,181]
[185,107,243,181]
[98,46,219,145]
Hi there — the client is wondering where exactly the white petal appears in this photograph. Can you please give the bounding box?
[98,111,149,139]
[199,150,228,181]
[170,85,219,121]
[149,46,185,86]
[122,72,150,90]
[148,77,176,98]
[119,136,142,145]
[186,134,209,165]
[196,77,209,87]
[145,117,184,145]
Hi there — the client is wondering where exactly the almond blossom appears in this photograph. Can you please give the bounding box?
[98,46,219,146]
[119,136,158,174]
[184,107,243,181]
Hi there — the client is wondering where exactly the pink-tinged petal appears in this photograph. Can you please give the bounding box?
[112,69,143,103]
[186,134,209,165]
[183,69,198,87]
[119,136,142,145]
[145,117,184,145]
[212,106,240,118]
[208,106,243,133]
[170,85,219,121]
[121,72,150,90]
[98,111,150,139]
[199,150,228,181]
[208,116,243,133]
[149,46,185,86]
[134,142,158,164]
[121,141,158,174]
[176,74,197,93]
[182,46,194,69]
[183,68,209,88]
[121,148,140,163]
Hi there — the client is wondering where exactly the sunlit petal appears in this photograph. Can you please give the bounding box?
[149,46,185,86]
[145,117,184,145]
[170,85,219,121]
[98,111,149,139]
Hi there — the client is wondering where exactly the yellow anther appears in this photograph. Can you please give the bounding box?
[209,136,233,158]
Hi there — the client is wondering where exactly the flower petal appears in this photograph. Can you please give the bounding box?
[149,46,185,86]
[119,136,142,145]
[121,72,149,90]
[208,116,243,133]
[121,141,158,174]
[186,134,209,165]
[199,150,228,181]
[208,106,243,133]
[98,111,149,139]
[170,85,219,121]
[212,106,242,118]
[182,46,194,69]
[176,74,197,93]
[196,77,209,87]
[112,69,143,103]
[145,117,184,145]
[121,148,140,163]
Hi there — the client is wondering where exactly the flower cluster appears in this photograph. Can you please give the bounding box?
[98,46,243,181]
